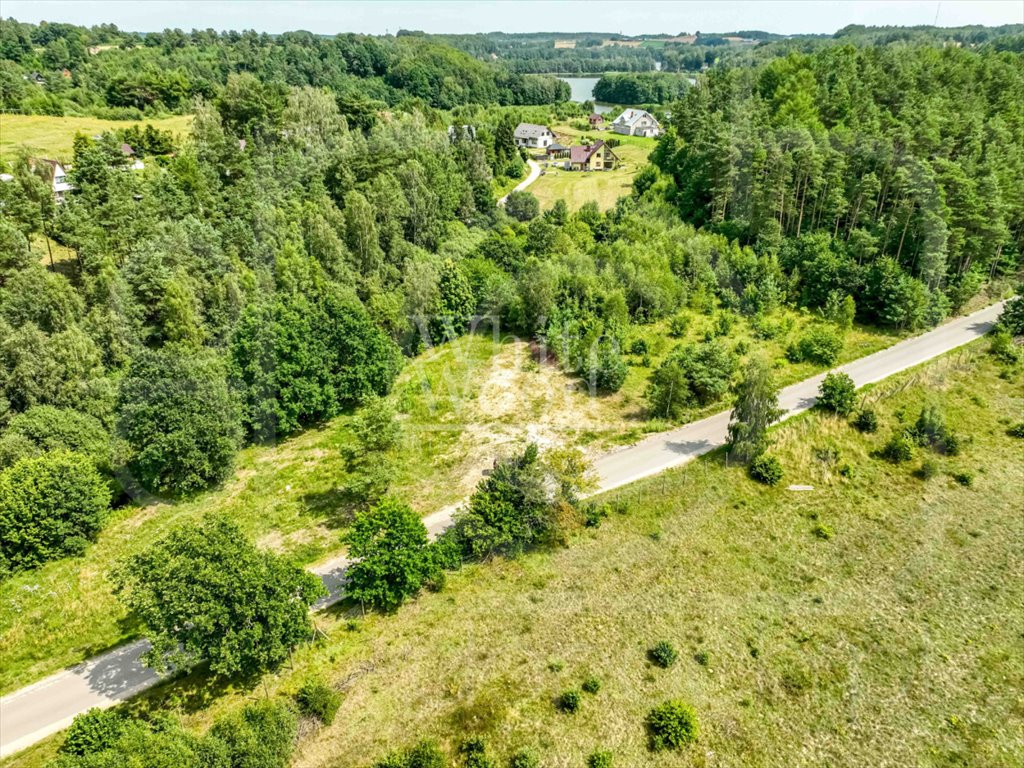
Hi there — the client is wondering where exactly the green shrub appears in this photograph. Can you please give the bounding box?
[912,405,962,455]
[853,408,879,433]
[374,740,446,768]
[812,523,834,540]
[988,328,1020,364]
[0,450,111,574]
[817,372,856,415]
[61,708,124,756]
[587,750,614,768]
[749,454,783,486]
[295,679,341,725]
[998,295,1024,335]
[209,699,298,768]
[952,471,974,487]
[693,650,710,666]
[648,640,678,668]
[629,338,648,355]
[668,314,689,338]
[460,737,495,768]
[581,675,602,694]
[917,459,940,480]
[1007,422,1024,438]
[508,748,540,768]
[645,700,699,751]
[787,325,844,365]
[505,190,539,222]
[0,405,111,472]
[556,689,581,713]
[581,502,609,528]
[879,433,914,463]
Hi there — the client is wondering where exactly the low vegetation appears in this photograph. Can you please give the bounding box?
[8,345,1014,768]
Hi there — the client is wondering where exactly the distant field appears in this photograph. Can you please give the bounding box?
[528,125,655,211]
[0,114,193,163]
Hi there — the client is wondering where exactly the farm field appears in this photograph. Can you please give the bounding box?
[9,344,1020,768]
[0,297,913,696]
[528,124,655,211]
[0,114,193,163]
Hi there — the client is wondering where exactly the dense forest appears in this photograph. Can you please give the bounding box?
[0,20,569,117]
[592,72,692,105]
[652,43,1024,327]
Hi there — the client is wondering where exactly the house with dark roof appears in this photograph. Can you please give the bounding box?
[545,142,570,159]
[611,108,661,138]
[513,122,556,149]
[565,140,618,172]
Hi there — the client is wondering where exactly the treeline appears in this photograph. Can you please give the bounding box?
[652,43,1024,329]
[414,30,663,74]
[593,72,691,104]
[0,20,569,117]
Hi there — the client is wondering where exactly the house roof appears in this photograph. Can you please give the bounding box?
[569,140,609,164]
[120,143,135,156]
[514,123,553,139]
[589,113,604,121]
[613,109,660,127]
[546,142,569,152]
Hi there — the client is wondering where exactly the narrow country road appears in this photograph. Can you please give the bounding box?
[497,159,541,205]
[0,299,1006,758]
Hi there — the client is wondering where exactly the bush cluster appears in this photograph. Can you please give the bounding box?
[648,640,678,668]
[645,700,699,751]
[853,408,879,433]
[295,679,341,725]
[787,324,844,366]
[817,372,857,415]
[879,432,914,463]
[749,454,784,486]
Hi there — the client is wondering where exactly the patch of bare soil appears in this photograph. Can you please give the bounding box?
[446,342,613,498]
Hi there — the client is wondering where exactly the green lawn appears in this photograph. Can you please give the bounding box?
[0,114,193,164]
[527,125,654,211]
[10,344,1018,768]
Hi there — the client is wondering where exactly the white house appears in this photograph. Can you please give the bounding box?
[513,123,556,149]
[31,159,74,203]
[121,143,145,171]
[611,109,662,138]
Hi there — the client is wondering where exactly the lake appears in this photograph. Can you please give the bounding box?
[557,76,615,114]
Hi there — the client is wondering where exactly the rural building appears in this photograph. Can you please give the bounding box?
[545,142,571,159]
[611,109,662,138]
[32,159,73,203]
[121,143,145,171]
[566,140,618,171]
[588,113,605,127]
[514,123,556,149]
[447,124,477,141]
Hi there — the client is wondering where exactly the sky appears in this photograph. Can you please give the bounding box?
[4,0,1023,36]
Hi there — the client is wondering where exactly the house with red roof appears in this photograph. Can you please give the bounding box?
[566,140,618,172]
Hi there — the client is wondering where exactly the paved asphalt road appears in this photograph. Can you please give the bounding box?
[497,159,541,205]
[0,299,1005,757]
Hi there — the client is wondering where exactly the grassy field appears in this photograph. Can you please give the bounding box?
[527,124,655,211]
[9,344,1019,768]
[0,114,193,164]
[0,303,915,695]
